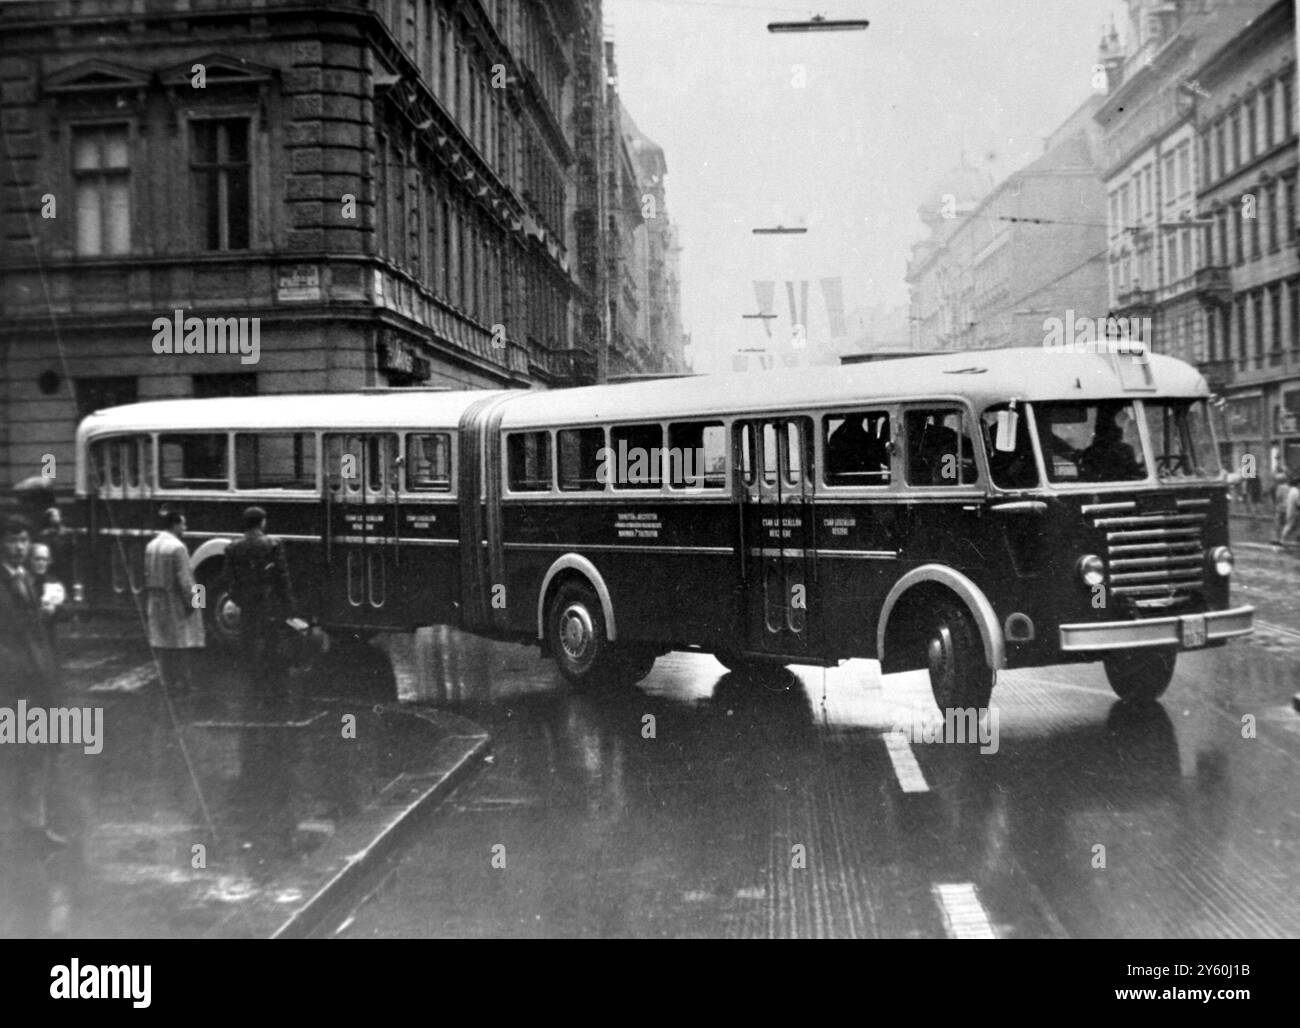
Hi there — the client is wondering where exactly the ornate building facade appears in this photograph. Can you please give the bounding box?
[0,0,684,492]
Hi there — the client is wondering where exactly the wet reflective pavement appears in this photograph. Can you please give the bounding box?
[342,604,1300,939]
[0,640,486,939]
[5,542,1297,939]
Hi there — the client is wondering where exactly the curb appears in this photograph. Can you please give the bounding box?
[269,724,491,940]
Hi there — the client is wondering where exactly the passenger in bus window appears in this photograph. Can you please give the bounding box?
[1078,415,1142,482]
[983,407,1038,489]
[826,414,890,484]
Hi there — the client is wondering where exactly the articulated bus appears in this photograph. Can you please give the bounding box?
[73,346,1253,708]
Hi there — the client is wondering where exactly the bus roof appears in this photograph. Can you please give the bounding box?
[76,348,1207,440]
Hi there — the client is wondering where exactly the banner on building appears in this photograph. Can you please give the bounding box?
[821,277,846,337]
[753,280,775,337]
[784,280,809,340]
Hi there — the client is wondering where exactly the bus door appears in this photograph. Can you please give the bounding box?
[736,417,818,658]
[91,434,154,605]
[323,432,403,624]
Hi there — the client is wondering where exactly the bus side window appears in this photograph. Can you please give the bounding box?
[108,440,123,489]
[668,421,726,490]
[824,411,892,486]
[406,433,452,492]
[123,436,139,489]
[762,423,778,486]
[507,431,553,492]
[325,436,344,493]
[738,424,756,487]
[366,436,393,494]
[782,422,799,486]
[981,405,1038,489]
[236,433,318,491]
[557,428,605,492]
[905,409,979,487]
[610,423,663,490]
[140,436,154,492]
[90,440,113,493]
[159,433,229,490]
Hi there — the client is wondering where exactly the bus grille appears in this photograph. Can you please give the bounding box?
[1082,498,1208,608]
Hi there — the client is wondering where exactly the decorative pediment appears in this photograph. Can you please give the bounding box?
[159,54,275,89]
[44,59,150,96]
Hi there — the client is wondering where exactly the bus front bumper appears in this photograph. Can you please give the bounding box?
[1058,605,1254,653]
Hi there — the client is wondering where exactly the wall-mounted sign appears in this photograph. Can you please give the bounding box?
[378,339,430,380]
[277,265,321,302]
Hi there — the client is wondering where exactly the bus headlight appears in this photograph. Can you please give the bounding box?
[1077,554,1105,587]
[1209,546,1234,577]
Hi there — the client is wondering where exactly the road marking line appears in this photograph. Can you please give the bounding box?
[88,662,155,693]
[882,732,929,793]
[932,882,997,939]
[1256,619,1300,643]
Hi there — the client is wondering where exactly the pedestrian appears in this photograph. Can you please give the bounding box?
[222,506,295,687]
[39,506,71,581]
[1245,460,1262,513]
[0,514,66,849]
[27,541,66,651]
[144,508,205,694]
[1274,475,1292,543]
[1279,475,1300,547]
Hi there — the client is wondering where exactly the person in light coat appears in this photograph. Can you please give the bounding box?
[144,509,205,693]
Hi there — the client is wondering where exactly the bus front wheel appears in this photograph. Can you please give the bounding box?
[925,599,994,712]
[1103,649,1176,703]
[548,580,618,689]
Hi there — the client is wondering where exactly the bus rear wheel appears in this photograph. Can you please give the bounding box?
[925,599,994,712]
[548,580,619,689]
[1103,649,1176,703]
[199,569,242,653]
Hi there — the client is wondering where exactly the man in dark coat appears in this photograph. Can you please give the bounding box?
[223,506,295,685]
[0,515,65,848]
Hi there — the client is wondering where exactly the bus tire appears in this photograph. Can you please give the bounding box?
[925,598,994,712]
[1103,649,1175,703]
[199,568,242,653]
[548,580,618,689]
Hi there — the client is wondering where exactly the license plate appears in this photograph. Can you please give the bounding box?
[1181,614,1207,649]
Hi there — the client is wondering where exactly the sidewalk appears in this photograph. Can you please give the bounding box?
[1229,509,1300,551]
[0,628,490,939]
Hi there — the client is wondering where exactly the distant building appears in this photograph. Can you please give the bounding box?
[1189,0,1300,480]
[622,103,686,375]
[907,100,1109,355]
[1094,0,1274,367]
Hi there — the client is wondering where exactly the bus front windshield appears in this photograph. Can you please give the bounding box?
[1143,399,1224,482]
[1032,401,1147,484]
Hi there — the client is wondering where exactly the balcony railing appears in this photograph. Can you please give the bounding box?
[1115,286,1155,311]
[1194,265,1232,307]
[1196,358,1234,390]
